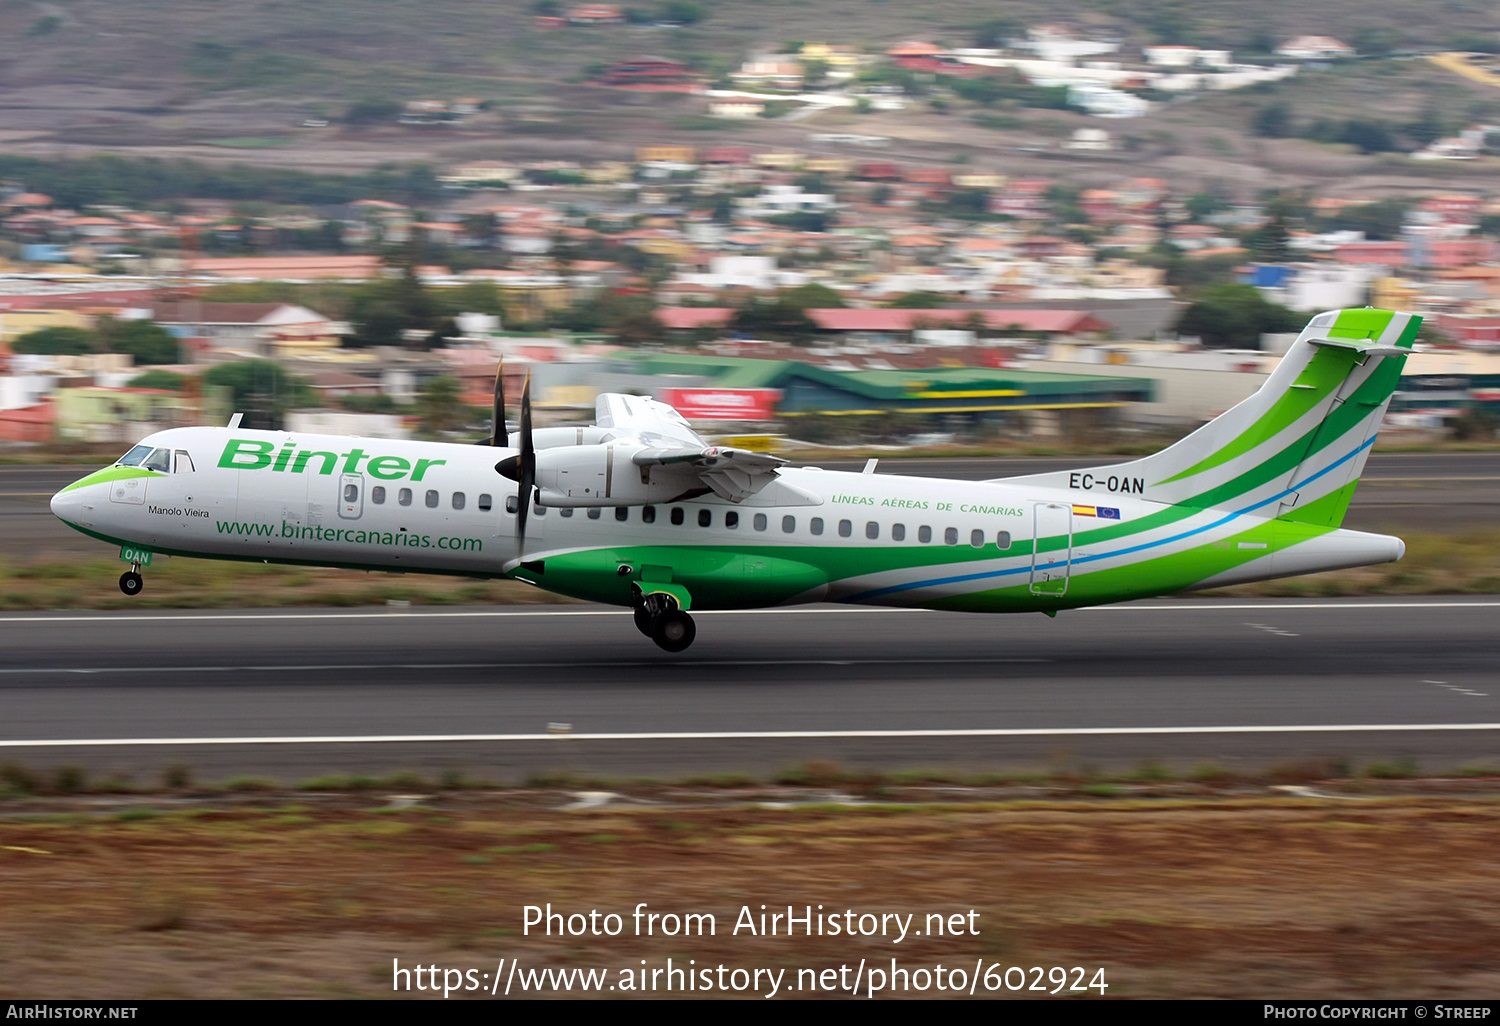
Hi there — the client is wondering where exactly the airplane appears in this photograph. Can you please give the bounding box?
[51,307,1419,652]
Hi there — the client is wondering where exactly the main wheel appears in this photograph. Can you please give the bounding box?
[119,571,143,596]
[633,605,654,637]
[651,609,696,653]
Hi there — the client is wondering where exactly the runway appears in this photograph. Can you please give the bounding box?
[1,599,1497,781]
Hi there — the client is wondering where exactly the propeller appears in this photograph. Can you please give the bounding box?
[489,360,508,447]
[495,371,534,552]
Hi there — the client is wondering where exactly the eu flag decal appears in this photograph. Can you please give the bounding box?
[1097,506,1121,519]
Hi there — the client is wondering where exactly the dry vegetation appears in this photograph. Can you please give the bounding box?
[2,790,1499,997]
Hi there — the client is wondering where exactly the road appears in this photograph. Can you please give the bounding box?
[4,452,1499,561]
[1,599,1496,781]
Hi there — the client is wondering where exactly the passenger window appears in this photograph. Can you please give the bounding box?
[615,507,628,521]
[996,530,1011,550]
[343,482,359,503]
[918,525,932,543]
[505,495,518,514]
[811,517,824,535]
[866,521,879,540]
[372,486,386,504]
[642,505,656,524]
[971,529,985,548]
[587,507,601,519]
[173,450,195,474]
[534,500,546,516]
[143,448,171,473]
[670,507,684,526]
[425,490,439,508]
[944,527,959,545]
[838,519,852,538]
[399,488,413,507]
[753,513,767,531]
[478,493,492,511]
[725,511,739,529]
[782,515,795,533]
[892,523,905,542]
[698,509,712,527]
[452,492,465,510]
[561,507,574,517]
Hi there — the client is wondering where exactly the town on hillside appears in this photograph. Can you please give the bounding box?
[3,25,1500,451]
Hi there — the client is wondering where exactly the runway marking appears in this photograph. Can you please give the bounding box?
[1,599,1499,625]
[1428,680,1490,698]
[5,723,1500,748]
[0,657,1049,675]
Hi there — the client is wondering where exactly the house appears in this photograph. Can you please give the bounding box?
[710,101,765,118]
[603,57,694,86]
[1276,36,1355,60]
[147,302,340,356]
[635,145,697,164]
[568,4,624,25]
[730,60,804,91]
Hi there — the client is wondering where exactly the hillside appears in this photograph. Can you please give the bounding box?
[0,0,1496,192]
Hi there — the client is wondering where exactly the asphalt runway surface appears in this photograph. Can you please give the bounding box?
[4,452,1497,562]
[1,599,1496,781]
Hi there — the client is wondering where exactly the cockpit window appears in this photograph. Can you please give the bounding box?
[117,444,153,467]
[173,450,195,474]
[142,448,172,473]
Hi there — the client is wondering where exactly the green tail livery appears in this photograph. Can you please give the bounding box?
[52,308,1419,651]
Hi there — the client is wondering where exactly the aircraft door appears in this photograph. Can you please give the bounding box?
[338,472,364,520]
[1030,502,1073,596]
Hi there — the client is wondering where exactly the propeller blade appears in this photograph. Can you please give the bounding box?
[490,360,508,447]
[516,372,535,552]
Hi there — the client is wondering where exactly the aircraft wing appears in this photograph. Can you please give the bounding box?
[596,392,786,502]
[596,393,706,449]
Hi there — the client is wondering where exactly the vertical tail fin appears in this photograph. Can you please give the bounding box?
[1009,309,1421,526]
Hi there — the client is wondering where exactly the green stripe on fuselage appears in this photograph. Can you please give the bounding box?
[60,466,162,493]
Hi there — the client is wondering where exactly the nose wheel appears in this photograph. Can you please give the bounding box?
[119,565,144,596]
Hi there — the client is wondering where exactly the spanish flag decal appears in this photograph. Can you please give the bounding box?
[1072,505,1121,519]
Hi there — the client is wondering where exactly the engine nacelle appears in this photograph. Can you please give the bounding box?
[531,426,613,451]
[534,444,701,506]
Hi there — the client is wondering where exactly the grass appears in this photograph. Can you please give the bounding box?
[202,137,293,148]
[0,555,572,610]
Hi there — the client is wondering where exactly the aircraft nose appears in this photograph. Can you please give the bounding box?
[51,477,90,525]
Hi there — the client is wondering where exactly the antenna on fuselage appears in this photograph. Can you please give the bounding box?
[227,413,243,428]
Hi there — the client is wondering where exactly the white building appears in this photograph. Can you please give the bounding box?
[1276,36,1355,60]
[1068,83,1149,118]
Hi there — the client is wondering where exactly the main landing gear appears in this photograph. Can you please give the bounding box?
[633,591,696,653]
[119,564,144,596]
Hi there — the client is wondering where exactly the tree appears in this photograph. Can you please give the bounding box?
[126,369,187,391]
[98,317,180,365]
[885,291,948,309]
[1175,283,1304,349]
[729,297,819,343]
[414,375,475,438]
[343,98,401,126]
[781,282,846,309]
[1252,103,1292,139]
[10,326,95,356]
[201,361,315,429]
[971,17,1017,48]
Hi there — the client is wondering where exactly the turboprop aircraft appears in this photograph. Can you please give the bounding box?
[51,307,1419,652]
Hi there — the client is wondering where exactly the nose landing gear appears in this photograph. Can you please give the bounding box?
[119,563,144,596]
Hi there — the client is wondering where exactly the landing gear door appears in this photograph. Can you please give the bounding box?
[1030,502,1073,596]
